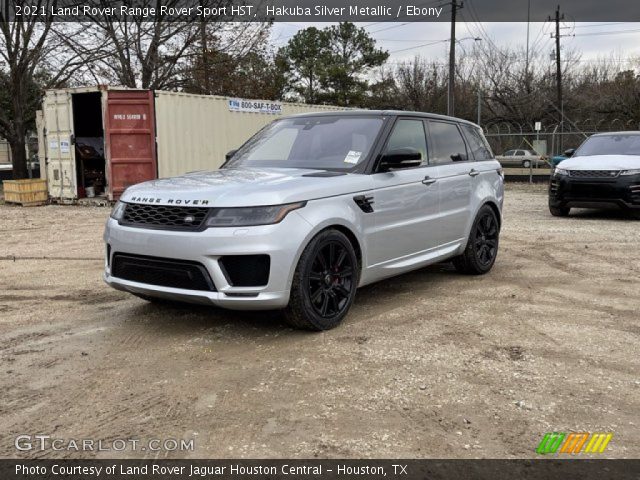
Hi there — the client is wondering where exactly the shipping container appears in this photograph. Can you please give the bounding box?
[0,137,10,164]
[154,92,348,178]
[39,87,349,202]
[41,86,156,201]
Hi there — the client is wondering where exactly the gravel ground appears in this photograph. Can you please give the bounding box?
[0,183,638,459]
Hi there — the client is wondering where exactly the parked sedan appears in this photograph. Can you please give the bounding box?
[496,149,545,168]
[549,132,640,217]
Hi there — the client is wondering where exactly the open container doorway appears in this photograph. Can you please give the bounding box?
[42,86,157,202]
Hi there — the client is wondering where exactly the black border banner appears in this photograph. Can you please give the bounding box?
[2,459,640,480]
[2,0,640,22]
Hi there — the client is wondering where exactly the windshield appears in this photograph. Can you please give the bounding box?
[575,134,640,157]
[226,116,384,171]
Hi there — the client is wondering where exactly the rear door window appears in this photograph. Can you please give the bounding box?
[428,121,468,164]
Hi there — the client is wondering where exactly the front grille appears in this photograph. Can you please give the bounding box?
[569,170,620,178]
[121,203,210,230]
[219,255,270,287]
[112,253,216,291]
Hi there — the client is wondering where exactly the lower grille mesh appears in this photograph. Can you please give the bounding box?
[112,253,216,291]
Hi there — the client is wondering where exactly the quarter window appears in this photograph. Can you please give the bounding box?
[428,121,468,164]
[384,119,428,165]
[461,124,493,160]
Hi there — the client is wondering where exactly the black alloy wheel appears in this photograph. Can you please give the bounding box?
[285,229,359,330]
[453,205,500,275]
[307,241,354,319]
[474,211,499,267]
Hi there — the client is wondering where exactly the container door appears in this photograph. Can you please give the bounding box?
[35,110,47,180]
[104,90,157,200]
[43,90,77,199]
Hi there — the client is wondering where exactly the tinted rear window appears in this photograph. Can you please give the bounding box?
[429,121,468,164]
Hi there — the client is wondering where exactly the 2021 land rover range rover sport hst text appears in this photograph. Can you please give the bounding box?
[104,111,504,330]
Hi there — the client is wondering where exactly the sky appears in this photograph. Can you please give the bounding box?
[269,22,640,68]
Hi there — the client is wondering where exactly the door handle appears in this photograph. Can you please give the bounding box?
[422,176,437,186]
[468,169,480,177]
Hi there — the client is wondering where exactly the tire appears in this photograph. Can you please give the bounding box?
[284,229,359,331]
[453,205,500,275]
[522,160,531,168]
[549,205,570,217]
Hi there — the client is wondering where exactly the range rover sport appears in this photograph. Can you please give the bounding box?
[104,111,504,330]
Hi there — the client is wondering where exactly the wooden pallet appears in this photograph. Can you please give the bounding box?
[3,179,48,206]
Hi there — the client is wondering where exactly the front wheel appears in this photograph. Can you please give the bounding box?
[522,159,532,168]
[453,205,500,275]
[284,229,359,331]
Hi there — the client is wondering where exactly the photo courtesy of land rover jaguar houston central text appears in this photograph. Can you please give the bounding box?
[103,111,504,330]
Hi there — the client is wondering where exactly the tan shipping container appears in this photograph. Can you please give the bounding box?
[154,92,349,178]
[38,87,351,201]
[0,138,11,164]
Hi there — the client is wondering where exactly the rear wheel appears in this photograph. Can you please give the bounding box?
[522,159,532,168]
[453,205,500,275]
[284,230,358,331]
[549,205,570,217]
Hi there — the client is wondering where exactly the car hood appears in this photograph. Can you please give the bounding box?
[558,154,640,170]
[120,168,372,207]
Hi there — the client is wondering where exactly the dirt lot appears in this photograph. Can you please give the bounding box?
[0,183,638,459]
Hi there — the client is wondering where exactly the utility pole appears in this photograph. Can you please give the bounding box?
[199,0,211,94]
[525,0,531,93]
[447,0,462,117]
[550,5,564,152]
[477,90,481,125]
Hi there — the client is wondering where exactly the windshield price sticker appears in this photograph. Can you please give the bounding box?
[344,151,362,164]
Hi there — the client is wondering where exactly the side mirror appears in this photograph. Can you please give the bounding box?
[564,148,575,158]
[378,148,422,172]
[225,149,238,162]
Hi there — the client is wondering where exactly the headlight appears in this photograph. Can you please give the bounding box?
[110,200,127,220]
[620,169,640,176]
[554,168,569,176]
[205,202,306,227]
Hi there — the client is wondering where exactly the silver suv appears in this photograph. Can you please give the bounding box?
[104,111,504,330]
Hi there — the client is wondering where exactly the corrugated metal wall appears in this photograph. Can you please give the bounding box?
[155,92,350,178]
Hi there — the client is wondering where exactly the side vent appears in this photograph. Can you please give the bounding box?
[353,195,374,213]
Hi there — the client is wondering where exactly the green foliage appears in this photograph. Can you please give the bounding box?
[278,27,330,104]
[279,22,388,105]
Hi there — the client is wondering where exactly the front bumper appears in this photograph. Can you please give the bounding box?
[549,173,640,210]
[103,211,313,309]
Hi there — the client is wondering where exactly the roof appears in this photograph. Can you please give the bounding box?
[284,109,480,127]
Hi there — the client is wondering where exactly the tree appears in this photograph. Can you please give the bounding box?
[65,0,269,91]
[0,1,86,179]
[277,27,330,103]
[321,22,389,106]
[185,49,287,100]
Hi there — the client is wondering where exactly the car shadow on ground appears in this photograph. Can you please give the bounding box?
[567,208,639,221]
[125,263,456,336]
